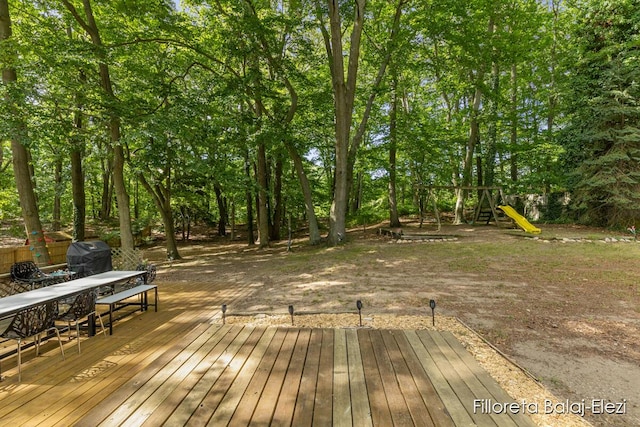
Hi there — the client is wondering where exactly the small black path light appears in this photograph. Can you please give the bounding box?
[288,304,294,326]
[221,304,227,324]
[356,300,363,327]
[429,299,436,327]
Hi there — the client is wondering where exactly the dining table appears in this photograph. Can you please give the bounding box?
[0,270,146,335]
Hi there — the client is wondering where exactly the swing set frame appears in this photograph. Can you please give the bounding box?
[416,186,506,230]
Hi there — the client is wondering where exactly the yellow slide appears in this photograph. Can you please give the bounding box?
[498,205,542,234]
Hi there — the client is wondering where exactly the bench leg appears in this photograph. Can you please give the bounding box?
[109,303,114,335]
[88,313,96,337]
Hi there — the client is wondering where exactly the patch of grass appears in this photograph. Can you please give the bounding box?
[543,376,565,388]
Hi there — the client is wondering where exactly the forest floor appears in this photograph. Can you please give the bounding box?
[2,220,639,426]
[143,220,640,427]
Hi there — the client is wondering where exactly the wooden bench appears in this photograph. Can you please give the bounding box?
[96,284,158,335]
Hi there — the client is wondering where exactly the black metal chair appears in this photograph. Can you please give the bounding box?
[0,301,65,382]
[111,263,157,294]
[137,263,157,284]
[57,289,106,354]
[10,261,59,294]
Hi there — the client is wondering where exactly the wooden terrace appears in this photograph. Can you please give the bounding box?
[0,279,536,426]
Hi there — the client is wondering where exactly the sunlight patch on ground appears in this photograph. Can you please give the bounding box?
[565,320,604,336]
[294,280,351,290]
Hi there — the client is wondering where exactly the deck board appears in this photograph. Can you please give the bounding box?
[139,325,243,426]
[417,330,500,427]
[161,325,255,426]
[345,328,373,427]
[369,329,415,426]
[228,327,286,426]
[250,328,299,425]
[381,329,436,427]
[270,328,310,425]
[332,328,351,426]
[358,329,395,426]
[313,328,334,426]
[290,328,322,427]
[394,330,454,427]
[0,279,536,427]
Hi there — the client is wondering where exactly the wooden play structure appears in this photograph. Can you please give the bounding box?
[415,185,542,234]
[417,186,506,230]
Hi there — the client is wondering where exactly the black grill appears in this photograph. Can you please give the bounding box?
[66,241,113,277]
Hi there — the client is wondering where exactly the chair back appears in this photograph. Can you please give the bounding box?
[10,261,43,282]
[1,301,59,339]
[136,263,157,283]
[59,289,98,321]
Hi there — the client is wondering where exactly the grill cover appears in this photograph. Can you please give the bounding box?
[66,241,113,277]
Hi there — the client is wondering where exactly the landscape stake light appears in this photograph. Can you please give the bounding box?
[222,304,227,324]
[356,300,363,327]
[288,305,294,325]
[429,299,436,326]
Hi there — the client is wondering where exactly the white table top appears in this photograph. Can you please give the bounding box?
[0,271,145,318]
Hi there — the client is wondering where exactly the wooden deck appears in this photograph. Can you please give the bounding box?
[0,279,536,426]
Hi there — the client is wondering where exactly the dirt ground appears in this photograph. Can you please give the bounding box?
[143,222,639,427]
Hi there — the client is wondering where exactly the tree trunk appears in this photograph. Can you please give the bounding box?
[485,61,499,188]
[325,0,365,245]
[71,70,86,241]
[270,155,283,241]
[11,142,51,265]
[244,2,310,244]
[244,150,255,245]
[256,142,270,248]
[53,158,62,231]
[71,148,85,241]
[510,63,519,182]
[284,141,321,244]
[321,0,403,244]
[454,16,494,224]
[62,0,134,251]
[111,122,135,250]
[214,182,227,236]
[1,0,51,266]
[230,200,236,240]
[100,152,113,220]
[179,206,187,241]
[138,173,181,260]
[352,171,363,213]
[388,69,400,227]
[454,86,483,224]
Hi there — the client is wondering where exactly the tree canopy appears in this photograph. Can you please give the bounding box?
[1,0,638,258]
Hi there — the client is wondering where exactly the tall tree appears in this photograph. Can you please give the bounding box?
[1,0,51,265]
[388,66,401,227]
[61,0,135,251]
[71,69,87,241]
[136,139,181,260]
[561,0,640,226]
[318,0,406,244]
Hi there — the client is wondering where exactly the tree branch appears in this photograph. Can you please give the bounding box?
[350,0,406,158]
[316,3,334,77]
[106,37,243,80]
[60,0,95,40]
[243,0,298,124]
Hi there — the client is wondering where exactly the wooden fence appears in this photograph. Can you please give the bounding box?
[0,241,72,274]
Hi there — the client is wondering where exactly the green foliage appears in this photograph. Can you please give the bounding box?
[560,0,640,226]
[0,0,608,238]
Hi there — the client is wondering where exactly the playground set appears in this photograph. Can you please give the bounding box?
[416,186,541,234]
